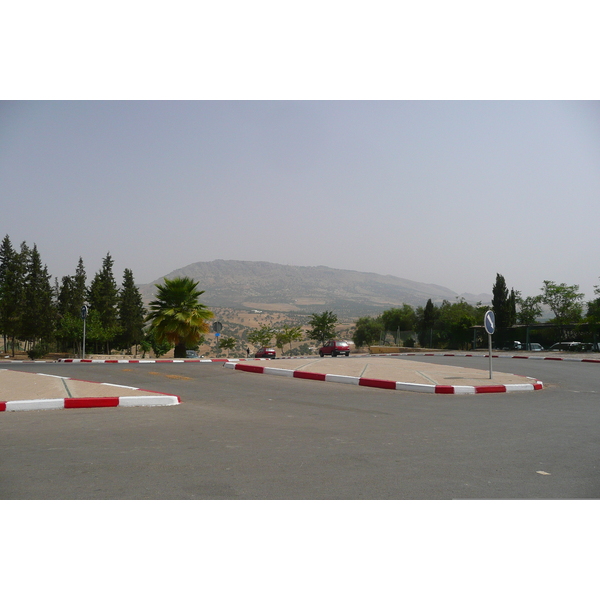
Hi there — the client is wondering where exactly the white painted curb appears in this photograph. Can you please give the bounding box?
[223,361,543,394]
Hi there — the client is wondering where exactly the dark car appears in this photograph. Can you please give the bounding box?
[255,347,276,359]
[319,340,350,357]
[549,342,583,352]
[502,341,523,350]
[525,343,544,351]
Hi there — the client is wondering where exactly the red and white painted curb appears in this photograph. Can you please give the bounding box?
[0,371,180,412]
[223,362,543,394]
[0,352,591,365]
[1,395,180,412]
[366,352,600,363]
[57,358,240,364]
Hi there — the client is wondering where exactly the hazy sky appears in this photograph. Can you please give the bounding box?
[1,100,599,301]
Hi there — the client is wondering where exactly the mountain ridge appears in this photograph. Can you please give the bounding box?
[138,259,492,318]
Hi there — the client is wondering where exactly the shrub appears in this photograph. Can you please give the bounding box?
[27,344,49,360]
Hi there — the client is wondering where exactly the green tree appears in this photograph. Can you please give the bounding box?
[587,279,600,348]
[415,299,440,347]
[276,324,303,354]
[116,268,146,353]
[515,292,543,325]
[88,253,119,331]
[57,275,75,318]
[73,257,87,314]
[85,309,121,354]
[307,311,338,346]
[381,304,416,343]
[247,325,275,348]
[492,274,508,327]
[0,235,23,354]
[352,315,384,349]
[143,327,173,358]
[88,253,122,353]
[21,244,55,349]
[55,257,88,355]
[55,311,84,354]
[540,280,584,337]
[275,330,286,355]
[437,298,486,350]
[146,276,214,358]
[219,336,237,356]
[139,338,152,358]
[492,274,518,347]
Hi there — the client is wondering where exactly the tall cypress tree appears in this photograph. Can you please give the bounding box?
[492,273,518,346]
[21,244,55,348]
[0,237,27,355]
[73,257,87,314]
[117,268,146,353]
[88,253,119,328]
[56,257,88,354]
[508,288,517,328]
[421,298,438,348]
[0,235,17,352]
[88,252,119,353]
[492,274,511,329]
[57,275,75,317]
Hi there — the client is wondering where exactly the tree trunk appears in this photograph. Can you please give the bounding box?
[174,341,187,358]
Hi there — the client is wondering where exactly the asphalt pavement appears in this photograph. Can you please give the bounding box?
[1,352,548,408]
[1,353,600,499]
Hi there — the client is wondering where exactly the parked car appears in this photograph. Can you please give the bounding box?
[525,343,544,351]
[255,347,276,358]
[502,341,523,350]
[549,342,583,352]
[319,340,350,357]
[186,350,199,358]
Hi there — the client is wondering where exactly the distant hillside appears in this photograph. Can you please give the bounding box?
[138,260,491,318]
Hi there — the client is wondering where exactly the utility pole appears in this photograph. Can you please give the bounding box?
[81,304,88,359]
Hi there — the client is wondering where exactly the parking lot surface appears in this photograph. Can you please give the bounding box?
[1,353,599,499]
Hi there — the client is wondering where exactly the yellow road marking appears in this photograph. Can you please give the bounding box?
[147,371,193,381]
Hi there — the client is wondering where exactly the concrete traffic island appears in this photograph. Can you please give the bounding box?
[224,356,544,394]
[0,369,180,412]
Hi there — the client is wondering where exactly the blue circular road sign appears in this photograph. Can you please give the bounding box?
[484,310,496,335]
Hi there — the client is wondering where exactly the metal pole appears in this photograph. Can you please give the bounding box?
[488,333,493,379]
[82,316,86,359]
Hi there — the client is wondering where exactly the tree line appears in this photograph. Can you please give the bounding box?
[0,235,148,358]
[351,274,600,351]
[246,311,339,355]
[4,233,599,358]
[200,274,600,356]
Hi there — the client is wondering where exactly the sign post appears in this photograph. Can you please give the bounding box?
[213,321,223,349]
[81,304,88,359]
[484,310,495,379]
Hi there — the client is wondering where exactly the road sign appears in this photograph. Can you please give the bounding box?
[213,321,223,333]
[484,310,495,379]
[215,332,221,337]
[484,310,495,335]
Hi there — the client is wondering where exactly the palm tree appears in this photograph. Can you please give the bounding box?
[146,277,214,358]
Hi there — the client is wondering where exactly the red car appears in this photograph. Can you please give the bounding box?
[255,347,276,359]
[319,340,350,357]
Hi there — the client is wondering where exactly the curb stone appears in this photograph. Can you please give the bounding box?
[0,369,181,412]
[223,361,543,394]
[1,395,181,412]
